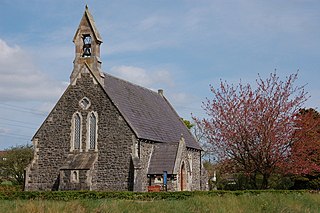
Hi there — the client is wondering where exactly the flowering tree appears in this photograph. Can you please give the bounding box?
[194,72,308,189]
[285,108,320,175]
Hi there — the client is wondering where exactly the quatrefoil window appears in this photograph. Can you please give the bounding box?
[79,97,91,110]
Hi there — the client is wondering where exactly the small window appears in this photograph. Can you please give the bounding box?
[71,170,79,183]
[133,139,140,158]
[79,97,91,110]
[82,34,92,57]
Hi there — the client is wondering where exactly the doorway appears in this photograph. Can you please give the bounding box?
[180,162,187,191]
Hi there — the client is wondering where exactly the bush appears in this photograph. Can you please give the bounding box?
[0,185,22,193]
[291,175,320,190]
[0,190,312,201]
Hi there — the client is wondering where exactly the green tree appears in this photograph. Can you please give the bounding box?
[182,118,195,130]
[0,145,33,185]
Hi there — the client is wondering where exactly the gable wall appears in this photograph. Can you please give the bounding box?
[25,73,136,191]
[139,141,154,191]
[146,146,201,191]
[187,149,201,190]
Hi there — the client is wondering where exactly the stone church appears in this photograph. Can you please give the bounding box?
[25,6,204,192]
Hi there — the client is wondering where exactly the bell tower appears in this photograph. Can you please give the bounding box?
[70,5,104,84]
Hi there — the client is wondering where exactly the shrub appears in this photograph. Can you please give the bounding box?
[0,190,312,201]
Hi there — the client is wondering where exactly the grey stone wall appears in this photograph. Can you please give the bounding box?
[188,149,201,190]
[25,73,136,191]
[179,145,192,191]
[171,138,192,191]
[59,170,90,191]
[24,71,203,192]
[147,149,201,192]
[139,141,153,191]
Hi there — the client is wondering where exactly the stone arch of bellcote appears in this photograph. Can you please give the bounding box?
[70,5,104,85]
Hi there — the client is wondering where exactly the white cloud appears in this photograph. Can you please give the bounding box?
[165,91,206,119]
[104,0,320,55]
[0,39,67,101]
[138,15,171,31]
[109,65,202,119]
[110,65,174,88]
[169,92,190,106]
[193,1,319,41]
[0,127,10,135]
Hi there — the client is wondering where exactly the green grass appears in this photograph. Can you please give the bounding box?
[0,192,319,213]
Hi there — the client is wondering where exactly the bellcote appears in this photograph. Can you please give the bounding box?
[70,5,104,84]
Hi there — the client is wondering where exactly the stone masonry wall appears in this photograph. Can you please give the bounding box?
[188,149,201,191]
[139,141,154,191]
[147,148,201,192]
[25,73,136,191]
[59,170,90,191]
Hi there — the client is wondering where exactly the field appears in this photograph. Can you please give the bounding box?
[0,192,319,213]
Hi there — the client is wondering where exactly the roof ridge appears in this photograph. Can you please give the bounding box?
[73,6,103,43]
[102,71,202,150]
[103,72,161,96]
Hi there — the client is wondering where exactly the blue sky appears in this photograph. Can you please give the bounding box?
[0,0,319,149]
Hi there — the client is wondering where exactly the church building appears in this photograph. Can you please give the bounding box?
[24,6,204,192]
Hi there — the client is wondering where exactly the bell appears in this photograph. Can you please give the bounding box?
[82,47,91,57]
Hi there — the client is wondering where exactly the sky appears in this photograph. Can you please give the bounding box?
[0,0,319,149]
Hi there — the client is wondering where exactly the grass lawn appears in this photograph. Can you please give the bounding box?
[0,192,319,213]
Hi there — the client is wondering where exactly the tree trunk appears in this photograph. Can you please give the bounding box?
[261,173,270,189]
[249,173,258,189]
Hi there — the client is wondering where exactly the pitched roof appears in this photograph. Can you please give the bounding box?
[60,153,97,170]
[73,6,103,43]
[103,73,201,150]
[148,143,178,174]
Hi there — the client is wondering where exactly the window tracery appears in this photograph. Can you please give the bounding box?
[89,112,97,149]
[73,113,82,150]
[86,111,98,151]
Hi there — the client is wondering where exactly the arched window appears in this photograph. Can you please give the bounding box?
[82,34,92,57]
[71,170,79,183]
[88,112,98,150]
[71,112,82,151]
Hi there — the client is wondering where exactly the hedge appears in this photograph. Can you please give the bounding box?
[0,190,314,201]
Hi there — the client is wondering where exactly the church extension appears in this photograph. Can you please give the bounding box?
[25,6,206,192]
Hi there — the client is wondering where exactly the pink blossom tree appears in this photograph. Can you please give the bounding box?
[194,72,308,189]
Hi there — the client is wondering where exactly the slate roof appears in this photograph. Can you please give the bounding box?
[103,73,201,150]
[148,143,178,174]
[60,153,97,170]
